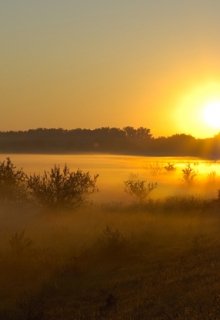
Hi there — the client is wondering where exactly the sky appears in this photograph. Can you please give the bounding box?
[1,0,220,137]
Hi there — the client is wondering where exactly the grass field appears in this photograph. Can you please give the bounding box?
[1,156,220,319]
[1,199,220,320]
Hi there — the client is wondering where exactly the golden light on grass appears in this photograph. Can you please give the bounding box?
[174,82,220,137]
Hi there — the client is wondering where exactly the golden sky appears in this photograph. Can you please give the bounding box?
[1,0,220,137]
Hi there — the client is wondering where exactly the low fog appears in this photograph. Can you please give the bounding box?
[1,155,220,319]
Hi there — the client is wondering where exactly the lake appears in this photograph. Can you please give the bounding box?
[1,154,220,202]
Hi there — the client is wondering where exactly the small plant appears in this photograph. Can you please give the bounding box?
[99,293,118,317]
[164,162,176,172]
[102,226,124,247]
[124,177,157,203]
[9,230,33,256]
[182,163,197,185]
[0,157,27,202]
[99,226,126,256]
[207,170,217,182]
[27,164,98,209]
[148,162,163,176]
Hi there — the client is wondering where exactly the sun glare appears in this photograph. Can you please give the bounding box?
[174,82,220,137]
[202,101,220,129]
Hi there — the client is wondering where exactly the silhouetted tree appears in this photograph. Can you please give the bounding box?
[0,127,219,158]
[0,158,27,202]
[27,165,98,210]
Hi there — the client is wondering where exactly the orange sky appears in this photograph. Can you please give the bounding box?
[1,1,220,137]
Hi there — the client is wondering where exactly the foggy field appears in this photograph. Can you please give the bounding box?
[1,155,220,319]
[2,154,220,202]
[4,0,220,317]
[2,204,220,319]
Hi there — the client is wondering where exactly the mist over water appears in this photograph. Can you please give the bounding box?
[1,154,219,202]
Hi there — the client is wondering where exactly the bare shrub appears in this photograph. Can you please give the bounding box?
[182,163,197,185]
[124,177,157,203]
[164,162,176,172]
[207,170,217,182]
[101,226,125,248]
[9,230,33,256]
[148,162,163,176]
[98,226,127,257]
[27,165,98,209]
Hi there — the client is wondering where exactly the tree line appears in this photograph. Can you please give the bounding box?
[0,127,220,158]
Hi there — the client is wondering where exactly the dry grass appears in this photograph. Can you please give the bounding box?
[1,200,220,319]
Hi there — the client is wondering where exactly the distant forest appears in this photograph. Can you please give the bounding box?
[0,127,220,158]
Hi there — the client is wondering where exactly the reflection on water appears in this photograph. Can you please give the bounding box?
[0,154,219,202]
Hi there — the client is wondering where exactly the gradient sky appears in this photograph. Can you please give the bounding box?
[1,0,220,137]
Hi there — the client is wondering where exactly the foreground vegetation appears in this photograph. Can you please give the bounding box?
[1,158,220,319]
[0,157,98,209]
[2,203,220,320]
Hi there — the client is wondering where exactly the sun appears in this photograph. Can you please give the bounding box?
[202,100,220,129]
[174,82,220,137]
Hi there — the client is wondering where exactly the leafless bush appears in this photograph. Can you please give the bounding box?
[182,163,197,185]
[9,230,33,256]
[164,162,176,172]
[124,177,157,203]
